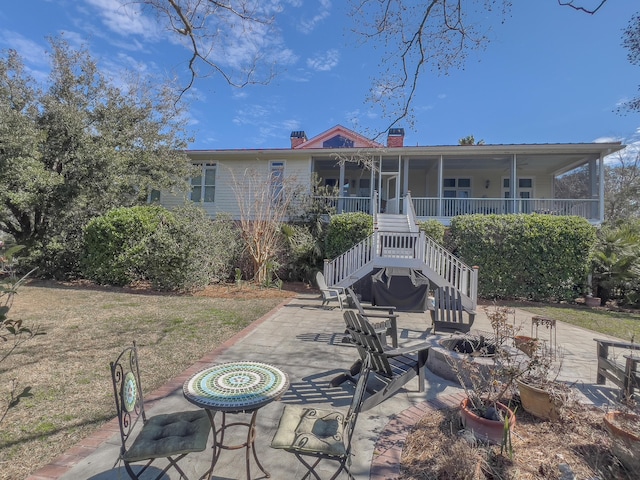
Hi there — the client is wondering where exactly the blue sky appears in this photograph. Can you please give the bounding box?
[1,1,639,153]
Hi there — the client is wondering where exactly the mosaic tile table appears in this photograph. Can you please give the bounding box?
[183,361,289,480]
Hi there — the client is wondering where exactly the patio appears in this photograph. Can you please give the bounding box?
[33,292,623,480]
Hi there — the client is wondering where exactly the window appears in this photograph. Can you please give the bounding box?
[443,178,471,197]
[191,163,216,203]
[270,161,285,200]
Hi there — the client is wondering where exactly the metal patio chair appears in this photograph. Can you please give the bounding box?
[271,355,372,479]
[110,342,211,480]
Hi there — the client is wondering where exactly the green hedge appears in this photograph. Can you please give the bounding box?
[324,212,374,259]
[82,205,166,286]
[418,220,445,244]
[82,204,240,291]
[449,214,596,301]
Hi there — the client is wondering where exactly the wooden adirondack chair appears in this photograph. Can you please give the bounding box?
[315,271,348,309]
[429,286,475,334]
[346,287,398,347]
[336,311,429,411]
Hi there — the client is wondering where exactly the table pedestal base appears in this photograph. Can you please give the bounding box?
[202,410,270,480]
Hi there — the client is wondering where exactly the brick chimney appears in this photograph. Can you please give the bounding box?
[387,128,405,148]
[290,130,307,148]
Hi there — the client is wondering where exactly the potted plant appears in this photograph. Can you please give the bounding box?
[451,306,526,447]
[516,346,573,422]
[603,399,640,471]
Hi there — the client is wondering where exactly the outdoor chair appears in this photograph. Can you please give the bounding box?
[346,287,398,347]
[271,355,372,480]
[315,271,348,310]
[429,285,475,334]
[110,342,211,480]
[334,311,429,411]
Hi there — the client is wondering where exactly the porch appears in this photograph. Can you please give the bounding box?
[311,142,622,225]
[315,195,601,224]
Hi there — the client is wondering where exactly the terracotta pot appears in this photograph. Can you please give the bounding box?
[603,411,640,471]
[517,379,564,421]
[459,397,516,445]
[584,296,601,307]
[514,335,538,357]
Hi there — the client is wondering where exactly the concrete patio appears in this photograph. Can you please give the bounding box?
[27,292,626,480]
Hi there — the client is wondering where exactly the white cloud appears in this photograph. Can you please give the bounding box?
[298,0,332,33]
[231,102,300,145]
[0,30,49,67]
[84,0,160,40]
[307,49,339,72]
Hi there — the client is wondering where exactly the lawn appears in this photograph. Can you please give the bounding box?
[0,281,296,480]
[503,301,640,343]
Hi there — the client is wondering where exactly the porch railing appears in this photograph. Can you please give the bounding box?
[316,195,599,220]
[410,197,599,219]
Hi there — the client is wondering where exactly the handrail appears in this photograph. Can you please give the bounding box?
[404,191,419,233]
[324,229,478,310]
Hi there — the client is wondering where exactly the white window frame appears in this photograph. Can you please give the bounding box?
[190,163,216,203]
[270,160,285,201]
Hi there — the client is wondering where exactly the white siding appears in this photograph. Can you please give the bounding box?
[159,153,312,219]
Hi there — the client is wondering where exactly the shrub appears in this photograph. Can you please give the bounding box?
[324,212,373,259]
[281,223,323,283]
[82,205,167,286]
[141,206,240,291]
[82,204,240,291]
[418,220,446,244]
[450,214,596,301]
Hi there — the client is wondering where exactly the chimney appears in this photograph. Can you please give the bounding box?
[290,130,307,148]
[387,128,405,148]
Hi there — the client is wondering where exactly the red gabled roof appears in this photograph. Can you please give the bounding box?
[293,125,384,149]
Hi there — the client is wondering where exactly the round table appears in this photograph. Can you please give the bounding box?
[183,361,289,480]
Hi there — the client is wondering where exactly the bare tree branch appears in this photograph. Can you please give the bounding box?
[138,0,278,97]
[557,0,608,15]
[350,0,512,139]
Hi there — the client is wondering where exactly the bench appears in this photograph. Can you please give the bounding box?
[594,338,640,400]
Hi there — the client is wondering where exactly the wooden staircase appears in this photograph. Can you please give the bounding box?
[324,193,478,314]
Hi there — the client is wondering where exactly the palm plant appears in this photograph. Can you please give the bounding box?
[592,224,640,305]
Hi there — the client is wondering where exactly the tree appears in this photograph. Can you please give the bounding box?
[458,135,485,145]
[230,167,300,285]
[138,0,280,95]
[620,11,640,113]
[604,149,640,225]
[0,39,193,276]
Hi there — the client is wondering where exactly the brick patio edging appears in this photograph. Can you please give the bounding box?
[25,298,291,480]
[369,392,468,480]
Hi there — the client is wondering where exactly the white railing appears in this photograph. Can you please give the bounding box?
[402,191,419,232]
[410,197,599,219]
[312,196,371,214]
[324,230,478,310]
[418,231,478,305]
[324,235,375,287]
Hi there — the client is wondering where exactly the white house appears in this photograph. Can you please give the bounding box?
[159,124,624,226]
[157,125,625,314]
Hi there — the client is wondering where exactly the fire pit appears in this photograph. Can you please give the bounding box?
[426,333,526,386]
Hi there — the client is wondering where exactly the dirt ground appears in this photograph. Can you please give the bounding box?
[401,398,635,480]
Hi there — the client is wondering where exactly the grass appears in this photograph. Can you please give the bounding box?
[503,301,640,342]
[0,281,293,480]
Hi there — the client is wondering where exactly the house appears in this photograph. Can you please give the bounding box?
[162,124,624,226]
[158,125,625,315]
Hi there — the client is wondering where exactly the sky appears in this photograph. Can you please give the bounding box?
[1,0,639,154]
